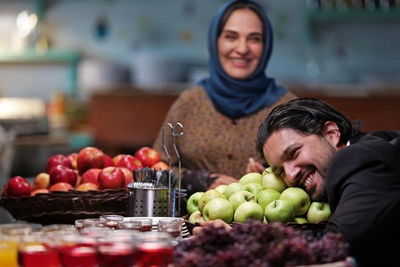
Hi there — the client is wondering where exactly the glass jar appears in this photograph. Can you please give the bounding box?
[135,232,175,267]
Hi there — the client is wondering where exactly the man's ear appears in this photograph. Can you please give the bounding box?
[323,121,342,148]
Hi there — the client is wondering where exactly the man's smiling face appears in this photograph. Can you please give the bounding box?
[262,127,339,201]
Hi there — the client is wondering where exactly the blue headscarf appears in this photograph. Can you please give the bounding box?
[198,0,287,119]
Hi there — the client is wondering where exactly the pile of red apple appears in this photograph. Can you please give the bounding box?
[2,146,168,198]
[187,167,331,225]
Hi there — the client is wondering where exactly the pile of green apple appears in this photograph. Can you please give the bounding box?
[187,167,331,225]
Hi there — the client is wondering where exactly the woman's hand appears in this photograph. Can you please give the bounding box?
[192,219,232,235]
[246,157,265,173]
[208,174,237,189]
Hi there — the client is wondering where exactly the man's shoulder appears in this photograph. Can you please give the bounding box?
[341,130,400,156]
[326,130,400,212]
[328,130,400,180]
[357,130,400,144]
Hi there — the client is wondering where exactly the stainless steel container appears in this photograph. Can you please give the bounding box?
[128,186,174,217]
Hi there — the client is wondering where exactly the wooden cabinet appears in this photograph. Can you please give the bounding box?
[88,88,179,154]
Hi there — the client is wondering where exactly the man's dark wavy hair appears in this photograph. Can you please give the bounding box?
[256,98,362,157]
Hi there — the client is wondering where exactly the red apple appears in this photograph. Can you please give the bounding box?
[134,147,161,167]
[76,182,99,191]
[103,154,115,167]
[45,154,72,173]
[118,167,134,187]
[98,167,125,189]
[112,154,125,165]
[115,155,143,171]
[67,153,78,170]
[49,165,78,186]
[76,147,105,175]
[31,188,49,196]
[81,168,102,186]
[151,161,169,171]
[6,176,32,197]
[33,172,50,189]
[49,182,74,192]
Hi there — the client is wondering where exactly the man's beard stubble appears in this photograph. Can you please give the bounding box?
[311,138,337,201]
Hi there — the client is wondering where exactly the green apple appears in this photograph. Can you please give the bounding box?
[280,187,311,216]
[198,189,226,213]
[261,167,271,176]
[264,199,295,223]
[295,217,308,224]
[233,202,264,223]
[262,168,287,192]
[229,190,256,211]
[256,189,281,210]
[215,184,228,195]
[224,182,243,198]
[186,192,204,214]
[307,202,331,223]
[243,183,264,196]
[203,198,234,223]
[188,211,205,224]
[239,172,262,185]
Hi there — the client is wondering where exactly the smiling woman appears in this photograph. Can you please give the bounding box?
[153,0,297,198]
[217,8,264,79]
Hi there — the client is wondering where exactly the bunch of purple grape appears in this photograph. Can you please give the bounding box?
[174,221,349,267]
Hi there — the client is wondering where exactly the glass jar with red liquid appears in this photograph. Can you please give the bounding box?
[18,235,61,267]
[97,232,137,267]
[157,218,184,241]
[138,218,153,232]
[135,232,175,267]
[99,215,124,230]
[54,234,98,267]
[117,220,142,231]
[122,218,153,232]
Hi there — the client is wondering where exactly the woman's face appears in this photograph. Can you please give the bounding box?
[217,8,264,80]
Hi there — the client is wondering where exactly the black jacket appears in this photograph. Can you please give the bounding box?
[325,131,400,267]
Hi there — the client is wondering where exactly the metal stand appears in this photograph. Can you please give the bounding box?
[162,122,185,217]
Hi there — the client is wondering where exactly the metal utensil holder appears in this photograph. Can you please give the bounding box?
[127,122,185,217]
[128,185,169,217]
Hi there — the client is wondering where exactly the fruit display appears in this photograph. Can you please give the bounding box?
[1,146,168,197]
[186,167,331,224]
[174,221,350,266]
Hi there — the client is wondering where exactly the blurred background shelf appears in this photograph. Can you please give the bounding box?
[307,9,400,22]
[0,50,80,96]
[0,50,79,63]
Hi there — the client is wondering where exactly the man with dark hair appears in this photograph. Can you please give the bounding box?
[256,97,400,267]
